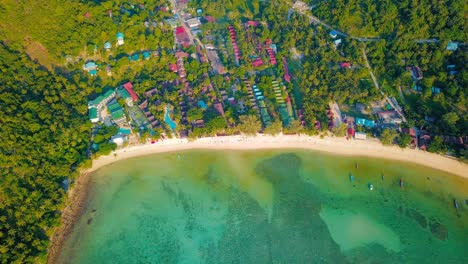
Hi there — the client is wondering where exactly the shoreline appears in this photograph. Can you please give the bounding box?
[47,172,92,264]
[47,134,468,263]
[90,134,468,178]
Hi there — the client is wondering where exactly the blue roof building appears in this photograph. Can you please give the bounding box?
[330,30,338,38]
[198,100,208,109]
[104,41,112,50]
[84,61,97,70]
[84,61,98,76]
[116,32,124,46]
[143,51,151,60]
[197,8,203,15]
[129,53,139,61]
[446,42,458,51]
[355,117,375,128]
[431,87,441,94]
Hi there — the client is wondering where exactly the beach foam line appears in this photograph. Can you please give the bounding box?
[86,134,468,179]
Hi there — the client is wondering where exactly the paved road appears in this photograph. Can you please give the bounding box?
[361,47,407,122]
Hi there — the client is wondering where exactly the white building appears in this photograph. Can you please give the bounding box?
[355,132,367,140]
[185,17,201,28]
[111,136,125,146]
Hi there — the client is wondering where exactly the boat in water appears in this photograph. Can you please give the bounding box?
[400,179,404,188]
[349,174,355,182]
[368,183,374,191]
[381,173,384,181]
[454,199,459,209]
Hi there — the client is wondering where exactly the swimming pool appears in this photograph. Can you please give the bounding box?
[164,106,177,130]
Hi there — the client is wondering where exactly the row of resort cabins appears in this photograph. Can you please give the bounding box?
[228,25,241,65]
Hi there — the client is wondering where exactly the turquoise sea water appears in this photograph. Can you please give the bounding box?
[58,150,468,264]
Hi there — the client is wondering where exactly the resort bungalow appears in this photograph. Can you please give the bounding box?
[402,128,418,148]
[334,39,342,47]
[89,107,99,123]
[339,62,351,69]
[409,66,423,81]
[330,30,338,39]
[83,61,97,76]
[431,87,441,94]
[104,41,112,50]
[116,32,124,46]
[446,42,458,51]
[129,53,140,62]
[105,64,112,76]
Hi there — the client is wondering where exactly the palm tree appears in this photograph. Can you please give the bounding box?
[238,115,261,135]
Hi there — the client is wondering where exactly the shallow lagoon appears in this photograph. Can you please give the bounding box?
[59,150,468,263]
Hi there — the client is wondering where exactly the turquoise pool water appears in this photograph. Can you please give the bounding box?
[164,106,177,130]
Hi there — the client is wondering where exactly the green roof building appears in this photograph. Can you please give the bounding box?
[108,102,122,113]
[117,88,133,106]
[88,89,116,109]
[89,107,99,123]
[111,109,126,124]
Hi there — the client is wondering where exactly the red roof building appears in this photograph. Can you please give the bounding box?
[252,57,264,67]
[246,21,259,27]
[123,82,138,102]
[169,64,178,72]
[176,51,189,58]
[204,16,215,23]
[339,62,351,69]
[282,57,291,83]
[214,102,226,117]
[265,40,277,65]
[228,25,241,63]
[175,27,190,47]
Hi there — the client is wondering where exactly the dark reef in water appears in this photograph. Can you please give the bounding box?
[429,220,448,240]
[408,208,427,229]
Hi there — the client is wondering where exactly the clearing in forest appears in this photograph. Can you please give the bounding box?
[25,39,53,70]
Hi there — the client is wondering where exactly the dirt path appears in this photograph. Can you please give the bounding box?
[361,47,407,122]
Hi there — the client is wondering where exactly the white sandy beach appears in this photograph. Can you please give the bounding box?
[88,134,468,179]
